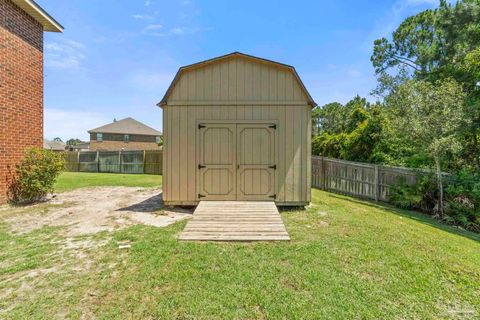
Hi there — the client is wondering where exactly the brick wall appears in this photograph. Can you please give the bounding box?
[90,140,161,151]
[89,133,159,143]
[0,0,44,203]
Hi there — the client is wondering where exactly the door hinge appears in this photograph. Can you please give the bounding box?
[198,124,206,129]
[198,193,206,198]
[269,164,277,170]
[198,164,206,169]
[269,194,276,199]
[268,124,277,129]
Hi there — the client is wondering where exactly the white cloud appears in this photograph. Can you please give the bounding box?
[45,39,86,71]
[142,24,163,35]
[132,14,152,20]
[142,24,203,37]
[145,0,151,6]
[170,27,186,35]
[44,108,112,141]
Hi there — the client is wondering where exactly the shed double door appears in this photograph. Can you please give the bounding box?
[198,123,276,201]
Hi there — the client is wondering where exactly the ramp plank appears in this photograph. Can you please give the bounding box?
[179,201,290,241]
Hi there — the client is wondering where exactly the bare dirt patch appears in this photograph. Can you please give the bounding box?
[2,187,192,237]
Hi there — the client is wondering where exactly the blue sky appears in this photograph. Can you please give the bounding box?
[41,0,439,141]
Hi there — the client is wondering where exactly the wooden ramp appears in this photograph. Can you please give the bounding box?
[179,201,290,241]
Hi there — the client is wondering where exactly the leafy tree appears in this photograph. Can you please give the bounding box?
[316,102,346,134]
[385,78,467,216]
[311,107,322,136]
[312,97,384,162]
[371,0,480,169]
[53,137,63,142]
[66,138,84,146]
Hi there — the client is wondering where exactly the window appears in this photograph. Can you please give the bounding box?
[96,133,103,142]
[124,134,130,143]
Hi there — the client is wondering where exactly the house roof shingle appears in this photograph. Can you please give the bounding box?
[43,139,66,151]
[88,117,162,136]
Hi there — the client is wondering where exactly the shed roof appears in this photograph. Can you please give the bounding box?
[158,52,317,107]
[12,0,63,32]
[88,117,162,136]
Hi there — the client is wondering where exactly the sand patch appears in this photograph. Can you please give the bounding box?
[2,187,192,237]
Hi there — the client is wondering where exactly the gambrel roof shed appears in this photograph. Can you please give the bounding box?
[158,52,317,108]
[160,52,314,206]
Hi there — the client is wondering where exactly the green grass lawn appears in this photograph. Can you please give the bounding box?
[1,174,479,319]
[54,171,162,192]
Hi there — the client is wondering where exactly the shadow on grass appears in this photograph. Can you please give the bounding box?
[278,206,307,213]
[325,192,480,243]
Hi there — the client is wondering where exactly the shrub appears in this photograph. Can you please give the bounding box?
[389,173,437,211]
[388,182,421,210]
[444,169,480,232]
[10,148,66,204]
[389,170,480,233]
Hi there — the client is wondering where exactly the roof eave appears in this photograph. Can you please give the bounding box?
[12,0,64,32]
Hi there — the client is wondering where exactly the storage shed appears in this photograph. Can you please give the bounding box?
[159,52,316,206]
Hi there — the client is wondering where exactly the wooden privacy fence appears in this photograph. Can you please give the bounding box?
[312,156,418,202]
[65,150,162,175]
[66,152,421,199]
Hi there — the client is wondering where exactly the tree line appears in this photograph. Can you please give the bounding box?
[312,0,480,231]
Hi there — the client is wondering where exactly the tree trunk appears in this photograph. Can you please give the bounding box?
[434,156,444,218]
[473,132,480,170]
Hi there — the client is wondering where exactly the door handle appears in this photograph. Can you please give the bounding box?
[198,164,206,169]
[269,165,276,170]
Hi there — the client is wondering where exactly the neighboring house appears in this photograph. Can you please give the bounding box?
[160,52,315,206]
[0,0,63,203]
[88,118,162,151]
[43,139,66,152]
[68,142,90,151]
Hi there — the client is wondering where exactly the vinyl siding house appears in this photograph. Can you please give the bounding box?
[160,52,315,206]
[0,0,63,203]
[88,117,162,151]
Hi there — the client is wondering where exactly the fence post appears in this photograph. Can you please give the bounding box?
[77,151,80,172]
[96,151,100,173]
[143,150,146,174]
[320,157,325,190]
[374,164,379,201]
[119,150,122,173]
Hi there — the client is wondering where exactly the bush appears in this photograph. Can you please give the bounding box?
[10,148,66,203]
[444,169,480,232]
[389,173,437,211]
[389,170,480,233]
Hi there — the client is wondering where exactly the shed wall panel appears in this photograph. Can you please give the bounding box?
[163,104,310,205]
